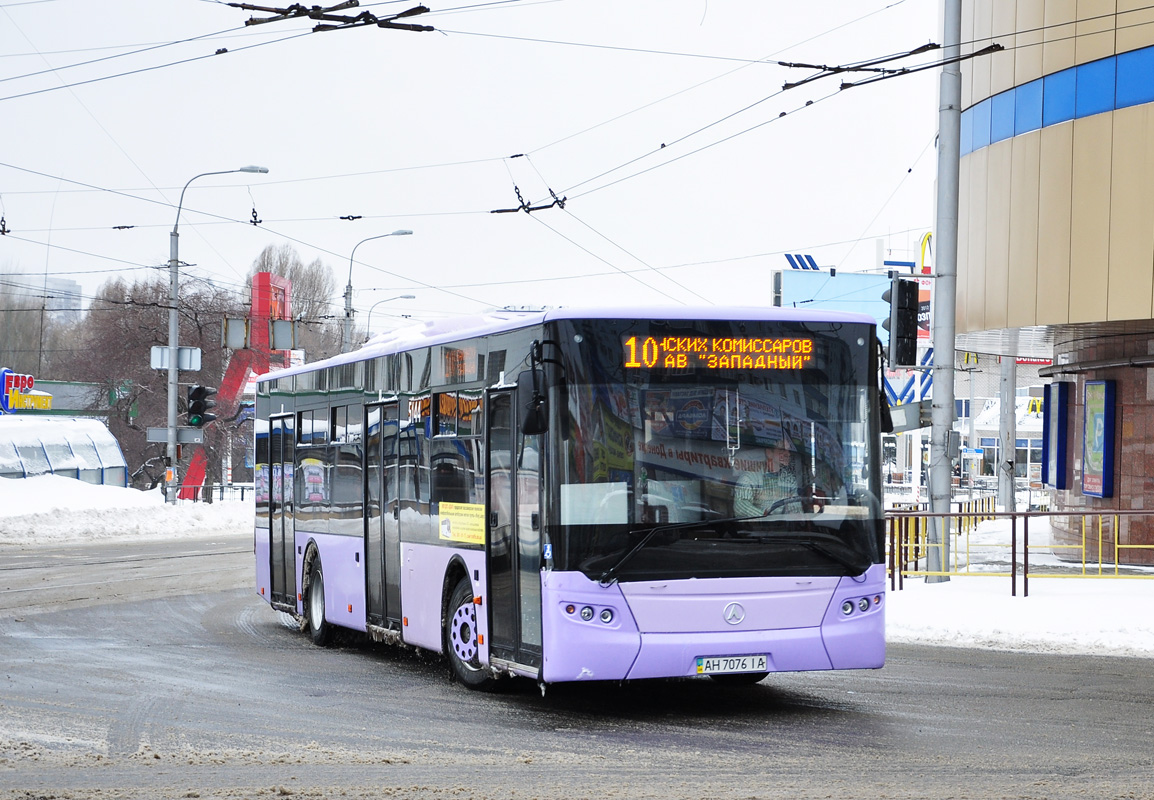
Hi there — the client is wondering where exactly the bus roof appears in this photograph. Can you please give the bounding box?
[256,305,876,383]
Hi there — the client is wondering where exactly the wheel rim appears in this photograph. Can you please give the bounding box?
[450,601,480,669]
[309,569,324,631]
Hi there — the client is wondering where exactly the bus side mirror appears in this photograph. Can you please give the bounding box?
[880,389,894,434]
[517,369,549,435]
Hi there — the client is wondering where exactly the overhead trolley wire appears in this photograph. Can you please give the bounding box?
[563,87,842,203]
[0,26,314,103]
[0,155,507,198]
[0,25,243,87]
[525,213,687,306]
[3,2,950,300]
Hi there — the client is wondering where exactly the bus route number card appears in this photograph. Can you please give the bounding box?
[696,654,768,675]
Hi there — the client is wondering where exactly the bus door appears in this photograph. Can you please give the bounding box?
[485,389,543,669]
[365,401,402,626]
[269,414,296,607]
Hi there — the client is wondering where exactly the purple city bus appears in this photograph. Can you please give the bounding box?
[254,306,886,689]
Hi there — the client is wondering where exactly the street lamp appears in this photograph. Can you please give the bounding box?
[343,230,413,353]
[364,294,416,341]
[166,165,268,504]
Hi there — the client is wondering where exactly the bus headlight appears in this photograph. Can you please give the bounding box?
[841,600,854,615]
[600,608,614,623]
[580,606,594,621]
[858,597,871,612]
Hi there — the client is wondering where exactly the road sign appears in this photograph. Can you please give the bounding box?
[147,427,204,444]
[150,346,202,371]
[889,399,932,433]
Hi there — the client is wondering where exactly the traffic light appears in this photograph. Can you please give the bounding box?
[187,385,218,428]
[882,274,920,366]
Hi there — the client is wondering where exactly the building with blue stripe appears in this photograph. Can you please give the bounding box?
[957,2,1154,563]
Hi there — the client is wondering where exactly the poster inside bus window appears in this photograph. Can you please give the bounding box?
[1081,380,1114,498]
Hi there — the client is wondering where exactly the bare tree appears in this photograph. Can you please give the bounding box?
[247,244,345,361]
[56,274,246,491]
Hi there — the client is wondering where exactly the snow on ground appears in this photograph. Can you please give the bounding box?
[1,475,1152,658]
[886,577,1154,657]
[886,513,1154,656]
[0,474,249,545]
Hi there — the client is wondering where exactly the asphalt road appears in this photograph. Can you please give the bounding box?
[0,532,1151,799]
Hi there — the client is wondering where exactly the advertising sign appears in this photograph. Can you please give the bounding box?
[1042,382,1069,489]
[0,368,51,413]
[1081,380,1114,498]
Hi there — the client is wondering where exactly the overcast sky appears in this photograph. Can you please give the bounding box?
[1,0,940,334]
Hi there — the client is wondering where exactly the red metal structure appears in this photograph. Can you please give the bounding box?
[179,272,291,499]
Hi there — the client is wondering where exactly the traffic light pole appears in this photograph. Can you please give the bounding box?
[927,0,962,581]
[166,222,181,505]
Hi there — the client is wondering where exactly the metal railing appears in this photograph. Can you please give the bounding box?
[887,508,1154,596]
[884,480,1050,511]
[172,482,255,503]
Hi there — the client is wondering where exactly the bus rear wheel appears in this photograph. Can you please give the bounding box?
[306,558,332,647]
[445,578,494,690]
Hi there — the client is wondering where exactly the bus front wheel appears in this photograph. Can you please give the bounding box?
[445,578,494,690]
[306,558,332,647]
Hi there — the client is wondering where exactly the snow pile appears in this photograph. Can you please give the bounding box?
[0,474,250,545]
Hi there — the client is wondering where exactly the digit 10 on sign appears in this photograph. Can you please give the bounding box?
[623,336,682,368]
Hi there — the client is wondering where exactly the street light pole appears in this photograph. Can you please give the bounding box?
[364,294,416,341]
[927,0,962,579]
[343,230,413,353]
[166,165,268,504]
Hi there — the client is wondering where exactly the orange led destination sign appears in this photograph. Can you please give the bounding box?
[623,335,814,370]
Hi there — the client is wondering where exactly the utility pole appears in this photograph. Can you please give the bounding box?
[166,166,268,504]
[927,0,962,582]
[343,230,412,353]
[998,332,1019,511]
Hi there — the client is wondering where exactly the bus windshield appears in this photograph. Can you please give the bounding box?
[553,317,883,583]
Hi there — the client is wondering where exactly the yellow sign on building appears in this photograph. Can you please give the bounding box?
[7,391,52,411]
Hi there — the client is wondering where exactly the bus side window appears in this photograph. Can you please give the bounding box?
[431,440,476,505]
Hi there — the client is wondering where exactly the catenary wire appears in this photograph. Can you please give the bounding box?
[2,6,946,302]
[0,26,314,103]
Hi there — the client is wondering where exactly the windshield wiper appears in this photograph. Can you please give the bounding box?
[598,514,771,586]
[756,535,872,574]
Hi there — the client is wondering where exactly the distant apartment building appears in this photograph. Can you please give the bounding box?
[41,276,84,324]
[4,275,84,324]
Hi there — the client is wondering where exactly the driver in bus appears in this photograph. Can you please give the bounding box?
[733,435,809,517]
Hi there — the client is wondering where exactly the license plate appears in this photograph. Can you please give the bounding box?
[695,654,768,675]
